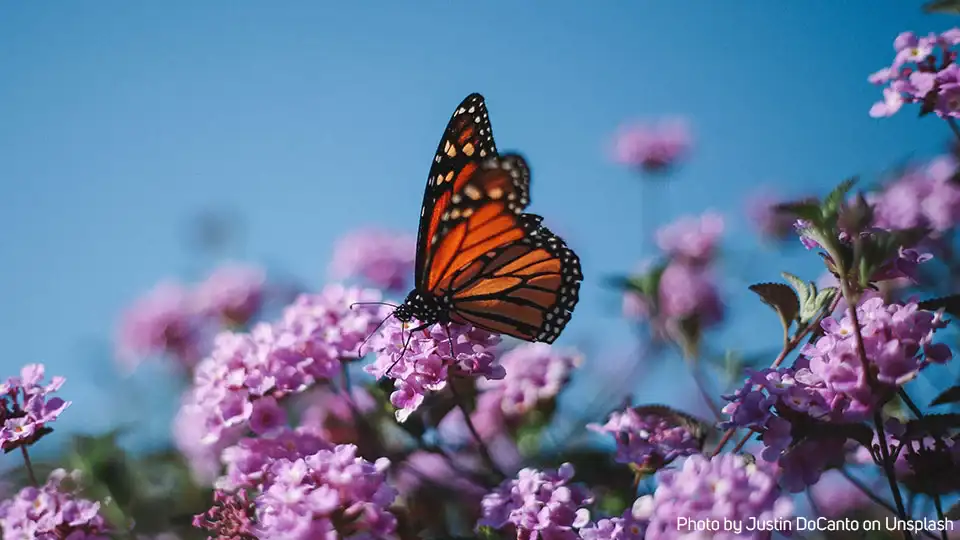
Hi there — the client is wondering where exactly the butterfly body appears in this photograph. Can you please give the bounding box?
[396,93,582,344]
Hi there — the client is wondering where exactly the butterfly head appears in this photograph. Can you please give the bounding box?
[394,289,447,327]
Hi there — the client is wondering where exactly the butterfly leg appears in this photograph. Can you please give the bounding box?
[384,321,434,377]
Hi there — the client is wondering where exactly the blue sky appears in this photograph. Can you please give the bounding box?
[1,1,958,457]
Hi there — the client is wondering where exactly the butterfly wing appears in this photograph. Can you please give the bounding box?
[445,213,582,343]
[415,93,500,291]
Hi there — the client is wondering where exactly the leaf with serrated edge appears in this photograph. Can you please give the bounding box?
[946,501,960,520]
[918,295,960,318]
[749,283,800,331]
[823,177,858,215]
[781,272,811,305]
[930,385,960,407]
[902,413,960,440]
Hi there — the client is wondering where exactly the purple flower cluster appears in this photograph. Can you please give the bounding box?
[578,498,651,540]
[478,463,593,540]
[115,263,268,371]
[329,227,416,293]
[193,489,257,539]
[721,367,856,491]
[644,453,793,540]
[612,118,692,173]
[476,343,582,418]
[587,406,701,471]
[365,318,504,422]
[868,155,960,234]
[194,263,267,327]
[802,297,951,403]
[624,212,726,336]
[655,211,724,263]
[254,444,398,539]
[217,427,332,491]
[178,285,389,448]
[0,469,111,539]
[297,386,377,445]
[793,219,934,283]
[0,364,70,452]
[869,29,960,118]
[722,299,949,489]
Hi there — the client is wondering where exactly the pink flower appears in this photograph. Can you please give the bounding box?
[193,262,266,327]
[115,280,204,371]
[654,211,724,263]
[329,228,416,293]
[612,118,692,173]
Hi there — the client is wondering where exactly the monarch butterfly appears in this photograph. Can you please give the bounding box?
[391,93,582,343]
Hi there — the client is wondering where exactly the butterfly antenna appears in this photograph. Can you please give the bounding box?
[357,311,395,359]
[349,301,399,310]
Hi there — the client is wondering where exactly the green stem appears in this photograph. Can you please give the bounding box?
[840,280,912,540]
[837,469,940,540]
[710,294,840,457]
[20,446,37,487]
[946,117,960,142]
[448,380,506,480]
[934,493,949,540]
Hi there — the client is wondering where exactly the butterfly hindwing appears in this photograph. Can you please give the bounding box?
[423,153,533,293]
[415,93,499,290]
[446,214,582,343]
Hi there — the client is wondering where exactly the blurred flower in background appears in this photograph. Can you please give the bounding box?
[115,262,270,373]
[329,228,416,294]
[192,262,266,328]
[612,118,692,174]
[869,154,960,234]
[115,280,205,372]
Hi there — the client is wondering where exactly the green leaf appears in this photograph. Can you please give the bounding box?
[923,0,960,14]
[781,272,812,306]
[822,177,858,217]
[804,421,875,452]
[946,501,960,520]
[814,287,837,314]
[930,385,960,406]
[918,294,960,318]
[749,282,800,333]
[774,201,822,222]
[902,413,960,440]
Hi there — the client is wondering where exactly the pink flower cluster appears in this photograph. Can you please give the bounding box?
[868,155,960,234]
[329,227,416,293]
[254,444,398,539]
[0,364,70,452]
[721,298,951,490]
[0,469,111,539]
[869,29,960,118]
[612,118,692,173]
[587,406,701,471]
[478,463,593,540]
[644,454,793,540]
[177,285,389,449]
[624,212,725,336]
[115,263,267,371]
[365,318,504,422]
[476,343,582,418]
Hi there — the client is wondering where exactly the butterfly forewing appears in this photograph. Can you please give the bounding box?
[415,93,499,290]
[423,153,533,292]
